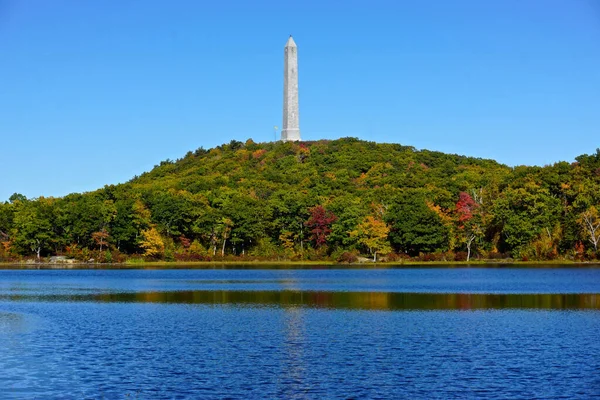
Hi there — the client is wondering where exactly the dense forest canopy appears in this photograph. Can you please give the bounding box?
[1,138,600,262]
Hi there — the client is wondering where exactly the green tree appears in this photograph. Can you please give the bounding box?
[109,197,152,253]
[0,201,15,239]
[11,197,57,259]
[328,195,368,250]
[386,191,450,255]
[9,193,27,203]
[56,193,115,249]
[491,182,562,256]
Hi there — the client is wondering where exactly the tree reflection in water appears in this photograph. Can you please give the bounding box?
[2,291,599,311]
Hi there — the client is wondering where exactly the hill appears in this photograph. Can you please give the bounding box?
[1,138,600,262]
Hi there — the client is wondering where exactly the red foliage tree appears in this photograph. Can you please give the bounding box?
[179,235,191,248]
[306,205,337,248]
[456,192,478,227]
[455,192,482,261]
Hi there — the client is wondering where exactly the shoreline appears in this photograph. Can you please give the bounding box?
[1,260,599,269]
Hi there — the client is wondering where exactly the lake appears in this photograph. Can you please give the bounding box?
[1,267,599,398]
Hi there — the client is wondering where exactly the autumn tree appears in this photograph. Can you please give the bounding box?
[91,228,109,253]
[140,227,165,259]
[351,215,391,262]
[455,192,482,261]
[7,138,600,262]
[188,240,207,258]
[306,205,337,248]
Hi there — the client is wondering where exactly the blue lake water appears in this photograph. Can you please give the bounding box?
[1,267,599,398]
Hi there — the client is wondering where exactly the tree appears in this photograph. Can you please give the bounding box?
[328,195,369,250]
[219,192,272,255]
[109,197,151,253]
[386,191,450,255]
[56,194,115,249]
[491,183,561,256]
[218,217,233,256]
[579,206,600,255]
[0,201,14,240]
[9,193,27,203]
[7,138,600,262]
[11,197,56,260]
[268,190,312,253]
[351,215,391,262]
[188,240,207,258]
[140,227,164,258]
[455,192,482,261]
[147,190,201,238]
[306,205,337,248]
[0,202,14,261]
[91,229,109,252]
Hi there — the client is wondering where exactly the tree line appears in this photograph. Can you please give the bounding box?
[1,138,599,263]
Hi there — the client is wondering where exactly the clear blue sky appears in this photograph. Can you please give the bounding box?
[1,0,599,201]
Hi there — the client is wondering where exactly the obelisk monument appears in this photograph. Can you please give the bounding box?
[281,36,301,142]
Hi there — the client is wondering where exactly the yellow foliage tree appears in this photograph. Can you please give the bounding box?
[427,201,456,250]
[188,240,207,257]
[351,215,391,262]
[0,240,12,260]
[140,227,164,259]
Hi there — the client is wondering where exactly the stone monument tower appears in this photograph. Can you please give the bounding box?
[281,36,301,142]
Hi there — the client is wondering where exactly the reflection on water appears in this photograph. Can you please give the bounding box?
[0,312,24,332]
[0,311,39,335]
[1,268,600,398]
[2,290,599,310]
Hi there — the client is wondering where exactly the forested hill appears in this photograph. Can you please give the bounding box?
[2,137,600,262]
[130,138,509,196]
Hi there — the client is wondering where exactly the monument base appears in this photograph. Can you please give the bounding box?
[281,129,301,142]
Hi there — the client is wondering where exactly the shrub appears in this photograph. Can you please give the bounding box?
[418,252,446,262]
[250,238,281,258]
[336,251,359,264]
[386,252,410,262]
[444,251,456,262]
[454,251,468,262]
